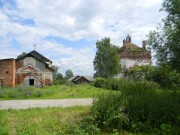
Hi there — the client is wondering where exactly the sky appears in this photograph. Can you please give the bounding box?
[0,0,166,76]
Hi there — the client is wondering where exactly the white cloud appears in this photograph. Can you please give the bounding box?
[0,0,165,75]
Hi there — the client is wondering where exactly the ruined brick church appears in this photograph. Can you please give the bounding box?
[0,50,54,87]
[119,35,151,76]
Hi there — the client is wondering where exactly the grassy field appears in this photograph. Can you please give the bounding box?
[0,106,140,135]
[0,106,90,135]
[0,83,117,100]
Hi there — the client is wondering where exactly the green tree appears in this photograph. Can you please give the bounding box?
[93,37,121,78]
[65,69,74,79]
[51,65,66,84]
[17,52,27,59]
[148,0,180,72]
[50,65,59,79]
[56,73,63,80]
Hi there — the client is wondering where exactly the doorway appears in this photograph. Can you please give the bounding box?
[29,79,34,86]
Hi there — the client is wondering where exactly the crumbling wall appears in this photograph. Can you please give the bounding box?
[0,59,15,87]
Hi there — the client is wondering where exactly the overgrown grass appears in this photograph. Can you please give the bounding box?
[0,106,147,135]
[0,83,114,100]
[0,106,90,135]
[92,78,180,134]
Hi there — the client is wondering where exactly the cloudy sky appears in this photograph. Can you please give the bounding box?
[0,0,165,76]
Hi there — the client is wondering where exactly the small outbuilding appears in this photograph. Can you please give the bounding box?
[68,76,94,84]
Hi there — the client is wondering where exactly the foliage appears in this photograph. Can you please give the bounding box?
[126,91,180,133]
[92,93,130,131]
[149,65,180,88]
[147,0,180,72]
[65,69,74,79]
[17,52,27,59]
[50,65,66,85]
[93,77,107,88]
[92,84,180,134]
[93,77,159,92]
[126,65,180,89]
[50,65,59,79]
[127,65,155,81]
[93,37,121,78]
[76,116,100,135]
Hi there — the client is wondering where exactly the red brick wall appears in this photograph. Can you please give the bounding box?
[0,59,16,87]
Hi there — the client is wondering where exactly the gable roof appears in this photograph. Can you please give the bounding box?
[68,76,94,82]
[17,50,52,64]
[68,76,80,81]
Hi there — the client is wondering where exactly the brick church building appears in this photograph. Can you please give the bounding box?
[0,50,54,87]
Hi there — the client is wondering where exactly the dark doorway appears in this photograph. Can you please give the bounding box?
[0,79,3,86]
[29,79,34,86]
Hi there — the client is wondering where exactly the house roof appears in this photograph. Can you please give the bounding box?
[83,76,95,81]
[68,76,80,81]
[17,50,52,64]
[68,76,95,82]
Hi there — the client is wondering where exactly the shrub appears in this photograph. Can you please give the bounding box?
[93,78,159,94]
[92,93,130,131]
[126,91,180,132]
[91,88,180,133]
[53,79,66,85]
[93,77,107,88]
[79,116,100,135]
[147,65,180,89]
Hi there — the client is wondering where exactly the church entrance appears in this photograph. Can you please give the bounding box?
[29,79,35,86]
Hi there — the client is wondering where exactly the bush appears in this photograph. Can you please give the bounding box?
[92,93,130,131]
[93,77,107,88]
[53,79,66,85]
[93,78,159,94]
[150,65,180,89]
[91,86,180,133]
[126,91,180,132]
[79,116,100,135]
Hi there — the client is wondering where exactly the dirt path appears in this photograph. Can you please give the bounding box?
[0,98,93,110]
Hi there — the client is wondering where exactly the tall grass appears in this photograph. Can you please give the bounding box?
[92,78,180,134]
[0,106,91,135]
[0,83,113,100]
[0,85,54,99]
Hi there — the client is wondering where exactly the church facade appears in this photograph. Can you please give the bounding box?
[119,35,151,75]
[0,50,54,87]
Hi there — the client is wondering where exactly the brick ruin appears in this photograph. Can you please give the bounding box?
[0,50,54,87]
[119,35,151,74]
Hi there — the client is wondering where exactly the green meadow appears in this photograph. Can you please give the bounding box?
[0,83,116,100]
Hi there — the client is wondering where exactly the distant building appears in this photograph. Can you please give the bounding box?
[119,35,151,76]
[0,50,54,87]
[68,76,94,84]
